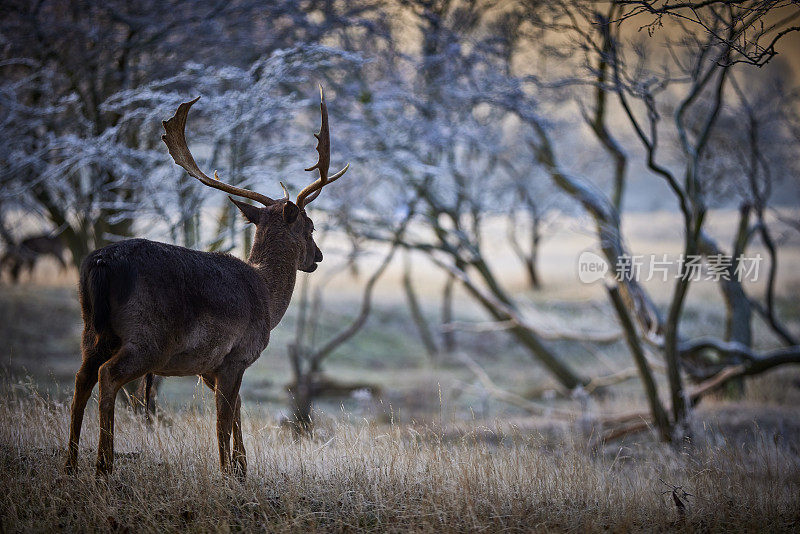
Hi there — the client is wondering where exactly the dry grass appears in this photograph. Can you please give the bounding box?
[1,382,799,533]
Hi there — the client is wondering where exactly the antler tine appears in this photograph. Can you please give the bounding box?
[296,85,349,208]
[279,181,290,201]
[162,97,275,206]
[304,85,330,179]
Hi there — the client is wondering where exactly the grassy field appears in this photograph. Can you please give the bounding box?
[1,210,799,532]
[1,380,799,532]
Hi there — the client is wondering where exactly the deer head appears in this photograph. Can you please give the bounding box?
[161,86,349,273]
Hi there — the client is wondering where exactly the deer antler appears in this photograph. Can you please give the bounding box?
[296,86,349,209]
[162,97,276,206]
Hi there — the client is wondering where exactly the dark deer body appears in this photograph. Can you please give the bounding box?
[66,88,347,476]
[82,239,274,375]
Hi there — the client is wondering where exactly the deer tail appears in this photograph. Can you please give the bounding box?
[80,251,136,335]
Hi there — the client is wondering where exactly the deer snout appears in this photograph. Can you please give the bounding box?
[299,246,323,273]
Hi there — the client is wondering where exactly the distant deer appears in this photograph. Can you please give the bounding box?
[65,87,349,477]
[1,233,67,283]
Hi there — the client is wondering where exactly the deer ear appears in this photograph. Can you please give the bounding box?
[229,197,261,224]
[282,201,300,224]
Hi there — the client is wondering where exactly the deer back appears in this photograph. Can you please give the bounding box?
[80,239,272,375]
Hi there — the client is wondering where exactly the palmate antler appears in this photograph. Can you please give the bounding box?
[295,86,350,209]
[163,88,347,209]
[161,97,277,206]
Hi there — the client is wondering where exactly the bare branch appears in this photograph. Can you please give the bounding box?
[304,204,416,364]
[455,351,577,419]
[441,320,622,344]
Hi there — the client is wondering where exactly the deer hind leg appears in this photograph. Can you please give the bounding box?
[23,258,35,282]
[9,258,21,284]
[55,251,67,272]
[212,369,244,477]
[66,332,113,470]
[95,343,152,476]
[131,374,159,424]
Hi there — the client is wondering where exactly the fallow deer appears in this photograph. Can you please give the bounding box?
[65,87,349,477]
[1,233,67,283]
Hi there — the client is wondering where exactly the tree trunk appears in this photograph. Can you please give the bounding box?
[208,204,231,252]
[527,215,542,289]
[698,223,751,397]
[607,283,672,441]
[441,273,456,352]
[62,227,91,270]
[402,255,439,359]
[664,209,705,426]
[288,343,313,434]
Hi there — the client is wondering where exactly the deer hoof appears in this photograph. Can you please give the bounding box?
[95,458,113,477]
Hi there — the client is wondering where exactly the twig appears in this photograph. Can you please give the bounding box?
[583,367,640,394]
[455,351,577,419]
[438,305,622,342]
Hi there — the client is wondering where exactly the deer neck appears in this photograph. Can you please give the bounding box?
[246,234,300,331]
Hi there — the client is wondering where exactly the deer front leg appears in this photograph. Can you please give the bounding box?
[213,369,244,476]
[232,394,246,476]
[201,374,245,474]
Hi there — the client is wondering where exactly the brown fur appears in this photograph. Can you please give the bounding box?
[66,199,322,477]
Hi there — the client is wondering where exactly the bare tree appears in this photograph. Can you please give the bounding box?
[616,0,800,67]
[287,213,412,431]
[0,0,386,266]
[453,0,800,437]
